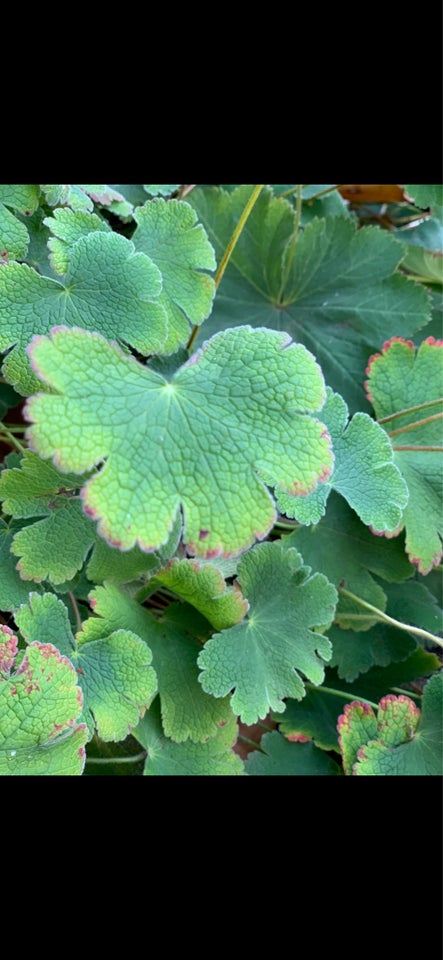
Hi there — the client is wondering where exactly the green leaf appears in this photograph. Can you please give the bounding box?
[134,696,244,776]
[0,518,44,610]
[197,542,337,725]
[245,731,341,775]
[275,388,408,530]
[0,451,96,584]
[328,622,417,682]
[405,185,443,210]
[0,203,30,260]
[15,592,157,742]
[0,185,40,215]
[324,649,441,705]
[189,185,430,412]
[366,336,443,572]
[132,198,216,351]
[355,674,443,775]
[44,207,112,274]
[143,185,181,197]
[79,584,232,742]
[338,675,443,775]
[395,217,443,284]
[284,492,414,630]
[0,231,167,394]
[25,324,333,558]
[40,184,132,216]
[150,558,248,630]
[276,687,348,752]
[383,580,443,638]
[0,624,86,775]
[17,207,58,279]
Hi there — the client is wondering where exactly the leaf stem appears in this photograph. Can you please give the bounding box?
[388,411,443,437]
[390,686,421,701]
[237,734,265,752]
[278,183,303,303]
[305,683,379,710]
[377,398,443,425]
[338,586,443,648]
[186,184,265,352]
[178,184,197,200]
[68,591,83,633]
[85,751,147,765]
[0,425,26,453]
[393,445,443,451]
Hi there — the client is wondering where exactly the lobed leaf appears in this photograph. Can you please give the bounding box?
[365,336,443,572]
[197,541,337,725]
[189,185,431,412]
[0,624,86,775]
[150,557,248,630]
[0,203,30,261]
[276,387,408,530]
[405,185,443,210]
[132,198,216,351]
[25,324,333,558]
[43,207,112,274]
[0,231,167,394]
[15,593,157,742]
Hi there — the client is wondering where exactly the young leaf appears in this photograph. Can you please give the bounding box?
[275,388,408,529]
[354,674,443,775]
[0,625,86,775]
[150,558,248,630]
[132,198,216,351]
[43,207,112,274]
[133,697,244,776]
[197,541,337,725]
[0,451,96,584]
[15,593,157,742]
[365,336,443,572]
[0,231,167,394]
[284,492,414,630]
[189,185,430,412]
[338,675,443,775]
[245,731,341,775]
[25,324,333,558]
[79,584,232,743]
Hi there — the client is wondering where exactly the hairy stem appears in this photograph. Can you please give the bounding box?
[187,184,265,352]
[377,398,443,425]
[338,586,443,648]
[388,411,443,437]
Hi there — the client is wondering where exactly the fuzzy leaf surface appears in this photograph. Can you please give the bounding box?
[25,324,332,558]
[150,558,248,630]
[197,542,337,725]
[0,185,40,214]
[43,208,112,274]
[189,186,430,412]
[0,625,86,775]
[285,493,414,630]
[245,731,341,775]
[276,388,408,529]
[15,593,157,742]
[0,203,30,260]
[365,337,443,572]
[354,674,443,775]
[0,231,166,394]
[134,697,244,775]
[80,584,232,742]
[132,198,216,351]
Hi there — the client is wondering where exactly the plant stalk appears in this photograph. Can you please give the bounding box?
[338,586,443,648]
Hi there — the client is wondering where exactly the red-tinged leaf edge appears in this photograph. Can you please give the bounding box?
[365,336,443,405]
[0,625,18,674]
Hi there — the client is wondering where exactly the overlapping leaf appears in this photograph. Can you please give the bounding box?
[79,583,232,742]
[283,492,414,630]
[0,518,44,610]
[365,336,443,572]
[338,674,443,775]
[134,697,244,776]
[276,388,408,529]
[40,184,133,217]
[245,731,341,775]
[25,324,333,558]
[197,542,337,725]
[0,623,86,775]
[15,593,157,742]
[0,231,167,394]
[405,185,443,210]
[189,185,431,412]
[149,558,248,630]
[395,217,443,284]
[132,199,216,351]
[44,208,112,274]
[0,185,40,262]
